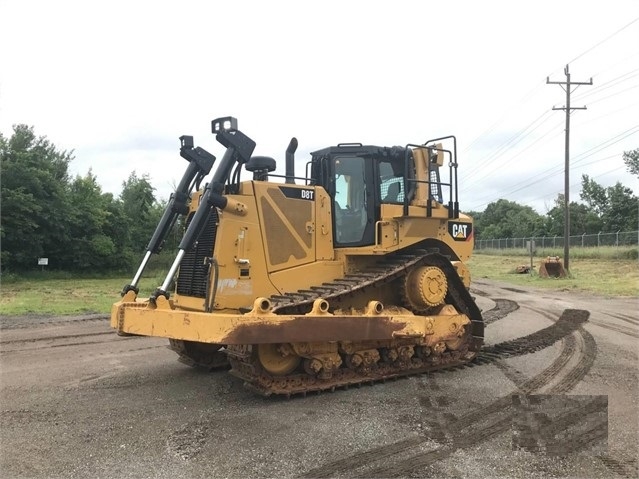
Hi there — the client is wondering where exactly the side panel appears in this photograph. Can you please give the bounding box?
[254,182,316,273]
[267,186,342,294]
[378,205,474,262]
[314,187,335,261]
[173,183,280,311]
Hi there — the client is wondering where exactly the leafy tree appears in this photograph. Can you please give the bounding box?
[119,172,162,255]
[465,210,483,223]
[580,176,608,217]
[623,148,639,178]
[101,195,134,269]
[63,171,121,270]
[545,194,602,236]
[580,175,638,232]
[475,199,546,238]
[1,125,170,273]
[603,182,638,231]
[1,125,73,270]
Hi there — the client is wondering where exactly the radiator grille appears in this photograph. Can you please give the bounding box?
[176,209,218,298]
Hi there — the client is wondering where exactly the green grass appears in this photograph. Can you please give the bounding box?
[476,245,637,260]
[468,253,639,297]
[0,276,162,316]
[1,250,637,317]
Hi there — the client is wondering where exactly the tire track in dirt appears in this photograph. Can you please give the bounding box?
[482,298,519,325]
[589,320,639,339]
[361,326,597,478]
[0,331,113,346]
[523,305,639,339]
[475,309,587,364]
[0,314,108,330]
[606,312,639,326]
[300,310,593,478]
[521,304,559,322]
[510,394,607,455]
[597,456,639,479]
[0,334,148,354]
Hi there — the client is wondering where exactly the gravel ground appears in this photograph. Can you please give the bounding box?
[0,278,637,478]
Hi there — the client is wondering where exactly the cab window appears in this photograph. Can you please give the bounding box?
[379,161,404,203]
[333,156,368,244]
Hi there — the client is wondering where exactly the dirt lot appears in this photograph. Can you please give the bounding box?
[1,278,637,478]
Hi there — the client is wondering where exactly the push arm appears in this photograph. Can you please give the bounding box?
[121,136,215,296]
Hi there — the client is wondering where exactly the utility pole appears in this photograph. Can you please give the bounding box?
[546,64,592,273]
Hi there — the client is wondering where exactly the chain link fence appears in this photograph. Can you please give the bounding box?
[475,231,638,251]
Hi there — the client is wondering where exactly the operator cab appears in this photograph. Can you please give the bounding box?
[310,144,416,247]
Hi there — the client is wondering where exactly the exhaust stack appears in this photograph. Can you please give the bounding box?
[285,137,298,184]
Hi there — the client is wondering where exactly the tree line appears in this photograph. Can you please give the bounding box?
[468,148,638,240]
[1,125,165,272]
[1,125,637,272]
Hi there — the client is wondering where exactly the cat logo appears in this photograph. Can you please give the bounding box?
[448,222,473,241]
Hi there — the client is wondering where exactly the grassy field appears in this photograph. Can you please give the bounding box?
[469,250,638,297]
[1,251,637,316]
[0,275,162,316]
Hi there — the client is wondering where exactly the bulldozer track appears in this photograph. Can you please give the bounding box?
[169,286,588,399]
[228,307,588,397]
[226,249,484,396]
[168,339,229,370]
[270,249,480,321]
[301,317,597,478]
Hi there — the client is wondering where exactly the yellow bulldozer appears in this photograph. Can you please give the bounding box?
[112,117,484,396]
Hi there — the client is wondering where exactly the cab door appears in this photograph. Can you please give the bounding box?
[330,155,375,247]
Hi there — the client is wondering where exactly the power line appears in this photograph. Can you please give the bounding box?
[464,109,553,178]
[466,127,638,210]
[571,126,639,165]
[522,164,629,211]
[572,101,639,127]
[462,117,565,191]
[517,162,620,206]
[463,24,637,183]
[462,19,638,216]
[464,70,637,191]
[586,83,639,106]
[573,69,639,101]
[462,80,546,153]
[568,17,639,64]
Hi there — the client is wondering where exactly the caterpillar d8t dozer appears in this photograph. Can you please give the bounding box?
[112,117,483,396]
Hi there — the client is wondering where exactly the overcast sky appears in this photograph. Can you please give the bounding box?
[1,0,638,215]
